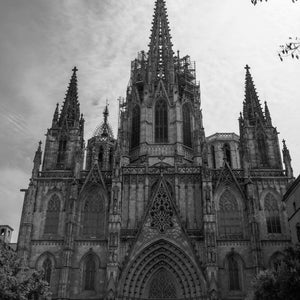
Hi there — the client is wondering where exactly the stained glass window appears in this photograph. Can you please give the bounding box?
[183,104,192,147]
[264,193,281,234]
[155,99,168,143]
[44,195,60,234]
[218,191,242,239]
[228,256,240,291]
[131,105,140,148]
[84,255,96,290]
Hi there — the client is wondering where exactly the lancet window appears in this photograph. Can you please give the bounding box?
[98,146,104,165]
[82,196,103,236]
[131,105,140,148]
[297,223,300,242]
[228,256,240,291]
[264,193,281,234]
[155,99,168,143]
[84,255,96,290]
[218,191,242,239]
[42,258,52,283]
[211,145,216,169]
[257,131,268,166]
[223,143,232,167]
[44,195,60,235]
[182,104,192,147]
[57,137,67,167]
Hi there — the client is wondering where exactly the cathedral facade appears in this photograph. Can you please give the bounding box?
[17,1,294,299]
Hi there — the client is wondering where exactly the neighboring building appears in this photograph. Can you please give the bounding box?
[0,225,17,250]
[17,1,295,299]
[283,170,300,245]
[0,225,13,243]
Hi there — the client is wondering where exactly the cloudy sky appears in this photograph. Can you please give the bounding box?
[0,0,299,242]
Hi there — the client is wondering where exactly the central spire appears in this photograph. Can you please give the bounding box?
[148,0,174,84]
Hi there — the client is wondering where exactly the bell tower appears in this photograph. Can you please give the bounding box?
[119,0,205,167]
[239,65,282,170]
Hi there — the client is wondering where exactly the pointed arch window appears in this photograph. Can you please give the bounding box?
[297,223,300,242]
[264,193,281,234]
[182,104,192,147]
[42,258,52,284]
[44,195,60,234]
[131,105,140,148]
[98,146,104,166]
[223,143,232,167]
[218,191,242,239]
[155,99,168,143]
[257,131,268,166]
[57,137,67,167]
[109,147,114,169]
[82,196,103,237]
[211,145,216,169]
[84,255,96,290]
[228,256,240,291]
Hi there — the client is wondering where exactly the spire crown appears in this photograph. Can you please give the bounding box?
[148,0,174,83]
[243,65,264,125]
[58,67,80,128]
[93,104,114,140]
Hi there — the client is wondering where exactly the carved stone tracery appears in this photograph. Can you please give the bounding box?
[150,184,174,233]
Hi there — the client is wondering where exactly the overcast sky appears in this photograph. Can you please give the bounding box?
[0,0,299,242]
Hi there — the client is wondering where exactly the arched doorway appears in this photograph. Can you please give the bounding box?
[118,240,207,299]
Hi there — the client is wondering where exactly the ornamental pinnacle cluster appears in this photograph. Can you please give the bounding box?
[18,1,293,300]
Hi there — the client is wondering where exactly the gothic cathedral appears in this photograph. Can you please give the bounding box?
[17,1,294,299]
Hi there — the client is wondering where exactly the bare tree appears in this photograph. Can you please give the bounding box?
[251,0,299,60]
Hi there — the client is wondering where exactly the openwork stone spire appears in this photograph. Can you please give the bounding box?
[59,67,80,128]
[148,0,174,83]
[93,104,114,140]
[243,65,264,125]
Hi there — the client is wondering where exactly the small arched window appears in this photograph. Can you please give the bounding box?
[82,196,103,237]
[131,105,140,148]
[223,143,232,167]
[182,104,192,147]
[42,258,52,284]
[84,255,96,290]
[264,193,281,234]
[44,195,60,234]
[155,99,168,143]
[228,256,240,291]
[218,191,242,239]
[211,145,216,169]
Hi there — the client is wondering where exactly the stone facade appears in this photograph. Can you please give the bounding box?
[17,1,294,299]
[283,174,300,245]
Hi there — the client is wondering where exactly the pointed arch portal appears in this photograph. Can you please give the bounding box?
[118,240,207,299]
